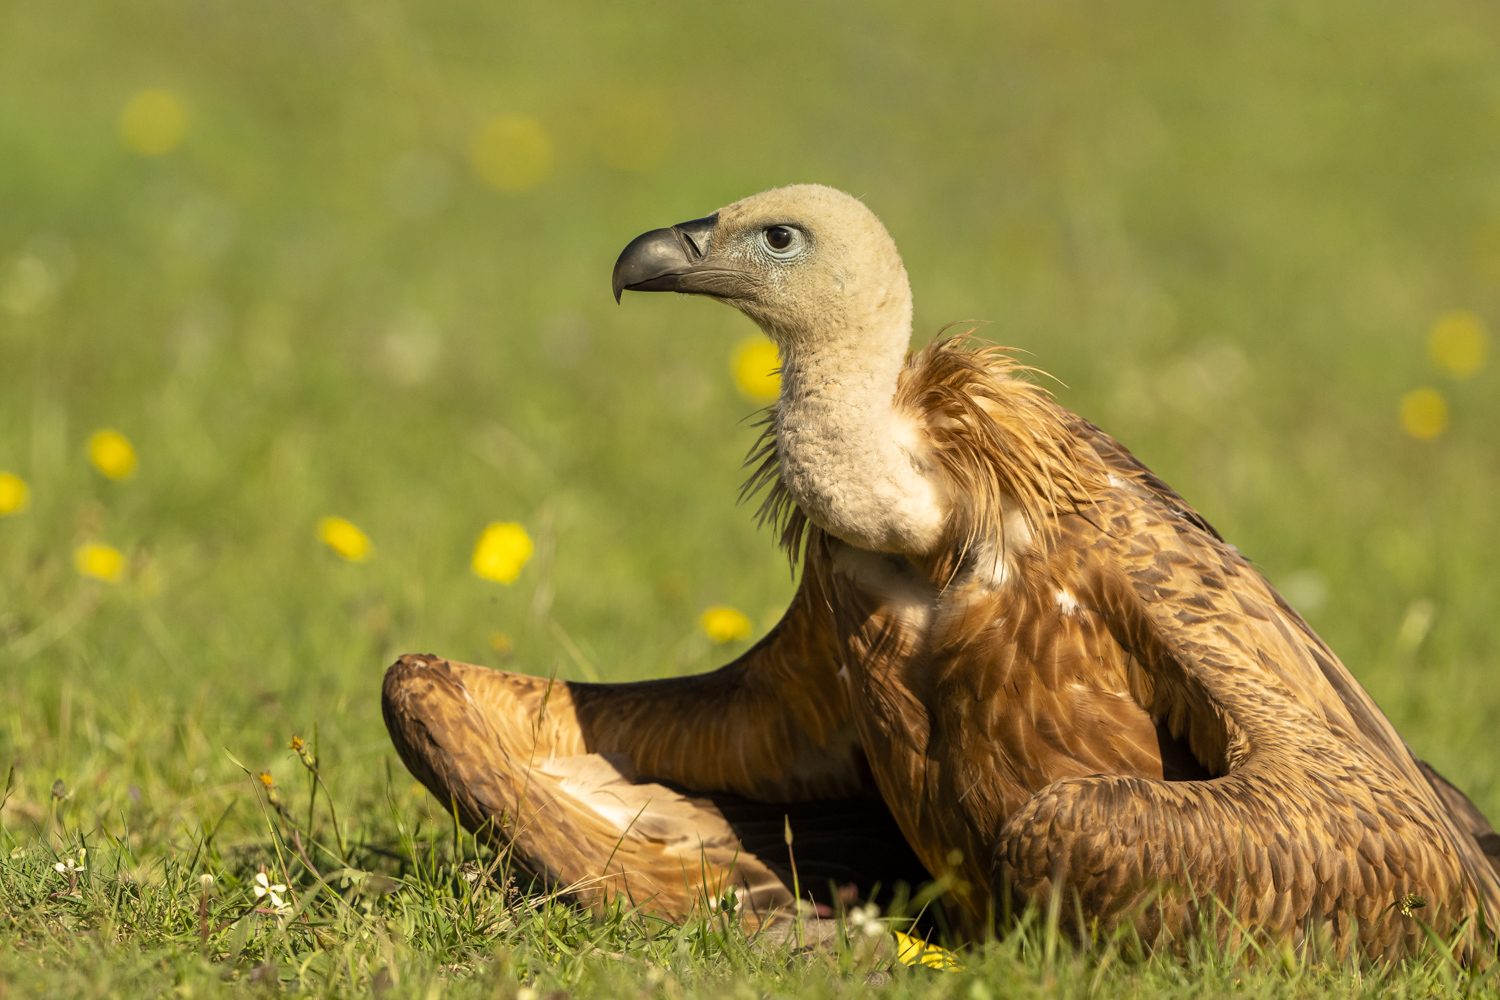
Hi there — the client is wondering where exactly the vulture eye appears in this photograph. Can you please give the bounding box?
[761,225,803,257]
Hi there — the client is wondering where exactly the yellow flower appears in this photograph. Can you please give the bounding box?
[470,114,553,192]
[119,89,188,157]
[0,471,29,515]
[732,336,781,401]
[699,606,751,643]
[88,429,137,480]
[256,771,275,789]
[892,929,961,970]
[1427,310,1487,378]
[472,522,533,583]
[318,517,372,562]
[1399,388,1448,440]
[75,543,125,582]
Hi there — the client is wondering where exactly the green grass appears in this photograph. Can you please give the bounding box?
[2,0,1500,995]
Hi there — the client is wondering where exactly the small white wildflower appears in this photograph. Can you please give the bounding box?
[847,901,883,937]
[53,854,85,875]
[254,871,288,909]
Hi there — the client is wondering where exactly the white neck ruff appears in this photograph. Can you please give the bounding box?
[771,306,946,555]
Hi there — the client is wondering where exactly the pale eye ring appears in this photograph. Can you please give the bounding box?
[761,225,803,257]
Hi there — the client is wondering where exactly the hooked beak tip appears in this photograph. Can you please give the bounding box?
[611,215,719,303]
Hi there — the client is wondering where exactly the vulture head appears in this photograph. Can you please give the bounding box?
[612,184,913,352]
[614,184,945,555]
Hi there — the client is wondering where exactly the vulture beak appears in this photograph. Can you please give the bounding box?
[612,214,756,303]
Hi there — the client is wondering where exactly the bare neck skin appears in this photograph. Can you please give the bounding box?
[769,279,946,555]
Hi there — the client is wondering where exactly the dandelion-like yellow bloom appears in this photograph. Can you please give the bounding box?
[700,606,752,643]
[472,522,533,584]
[119,89,188,157]
[470,114,553,193]
[0,471,28,515]
[892,929,961,970]
[75,543,125,582]
[732,336,781,402]
[1400,387,1448,440]
[318,517,372,562]
[88,429,137,480]
[257,771,275,788]
[1427,310,1488,378]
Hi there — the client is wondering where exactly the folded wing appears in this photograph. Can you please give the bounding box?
[993,422,1500,959]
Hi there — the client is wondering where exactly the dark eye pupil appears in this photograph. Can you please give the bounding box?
[766,226,794,251]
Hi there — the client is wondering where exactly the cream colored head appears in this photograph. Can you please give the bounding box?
[614,186,944,555]
[612,184,913,352]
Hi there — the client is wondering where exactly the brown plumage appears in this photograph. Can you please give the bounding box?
[383,185,1500,959]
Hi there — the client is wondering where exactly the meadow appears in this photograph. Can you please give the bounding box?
[1,0,1498,995]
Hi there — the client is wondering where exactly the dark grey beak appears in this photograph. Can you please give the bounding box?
[611,214,755,303]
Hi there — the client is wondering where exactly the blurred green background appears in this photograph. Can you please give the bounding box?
[1,0,1497,845]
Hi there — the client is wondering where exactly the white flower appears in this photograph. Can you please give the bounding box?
[847,902,884,937]
[254,871,288,909]
[53,853,85,875]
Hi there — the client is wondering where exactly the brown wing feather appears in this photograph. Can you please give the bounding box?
[813,528,1181,925]
[382,542,886,925]
[565,540,863,802]
[990,430,1500,959]
[1420,759,1500,877]
[383,655,798,922]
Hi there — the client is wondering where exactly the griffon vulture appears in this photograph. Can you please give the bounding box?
[383,184,1500,959]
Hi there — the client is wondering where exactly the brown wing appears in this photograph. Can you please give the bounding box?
[1420,760,1500,878]
[1064,416,1222,541]
[993,426,1500,960]
[818,530,1201,926]
[563,544,863,803]
[382,541,926,925]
